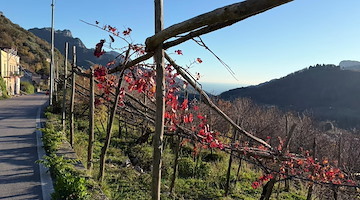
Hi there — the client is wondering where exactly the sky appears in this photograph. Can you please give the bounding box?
[1,0,360,87]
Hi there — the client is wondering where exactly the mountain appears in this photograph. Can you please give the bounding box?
[0,14,64,75]
[339,60,360,72]
[29,28,118,68]
[220,64,360,129]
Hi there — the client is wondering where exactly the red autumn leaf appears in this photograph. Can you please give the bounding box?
[108,25,117,33]
[251,181,261,189]
[96,83,104,89]
[175,50,183,55]
[94,98,102,106]
[196,58,203,63]
[188,113,194,123]
[209,141,218,148]
[197,114,205,120]
[181,99,189,110]
[123,28,132,36]
[183,115,189,123]
[94,39,105,57]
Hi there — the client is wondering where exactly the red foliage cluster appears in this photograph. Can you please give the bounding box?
[279,154,350,185]
[124,68,156,96]
[164,64,224,149]
[131,44,145,55]
[251,150,356,189]
[93,45,223,150]
[252,174,274,189]
[93,66,120,105]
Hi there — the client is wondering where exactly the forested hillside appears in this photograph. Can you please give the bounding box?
[220,64,360,129]
[0,14,64,75]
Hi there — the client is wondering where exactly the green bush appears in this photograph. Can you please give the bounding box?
[202,152,224,162]
[196,161,211,178]
[41,128,65,154]
[38,155,89,200]
[178,157,211,179]
[20,81,35,94]
[0,77,9,99]
[178,157,195,178]
[127,145,153,171]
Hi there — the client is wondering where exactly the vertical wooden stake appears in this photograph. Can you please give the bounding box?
[235,158,242,185]
[70,46,76,147]
[152,0,165,199]
[62,42,68,132]
[98,69,125,182]
[87,67,95,172]
[170,135,181,194]
[284,115,290,192]
[225,123,238,196]
[306,137,317,200]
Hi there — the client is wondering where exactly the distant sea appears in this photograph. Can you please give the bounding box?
[200,82,249,95]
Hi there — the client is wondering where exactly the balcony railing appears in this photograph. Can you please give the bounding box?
[2,71,23,78]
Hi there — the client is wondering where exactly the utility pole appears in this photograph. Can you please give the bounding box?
[49,0,55,105]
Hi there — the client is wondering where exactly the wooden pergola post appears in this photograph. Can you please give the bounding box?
[62,42,68,131]
[152,0,165,199]
[70,46,76,147]
[87,67,95,172]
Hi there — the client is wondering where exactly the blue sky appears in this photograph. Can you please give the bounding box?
[1,0,360,86]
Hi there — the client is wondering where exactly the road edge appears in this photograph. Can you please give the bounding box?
[36,106,54,200]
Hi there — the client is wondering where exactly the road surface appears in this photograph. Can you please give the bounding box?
[0,93,52,200]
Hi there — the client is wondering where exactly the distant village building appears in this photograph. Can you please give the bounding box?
[0,47,21,95]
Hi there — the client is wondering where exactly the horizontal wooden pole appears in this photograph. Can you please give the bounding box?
[146,0,293,52]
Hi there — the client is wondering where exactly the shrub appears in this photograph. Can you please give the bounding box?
[178,157,211,179]
[41,128,64,154]
[0,77,9,99]
[202,151,224,162]
[20,81,35,94]
[196,161,211,179]
[38,155,89,200]
[178,157,195,178]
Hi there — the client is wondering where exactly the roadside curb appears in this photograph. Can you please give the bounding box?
[36,107,54,200]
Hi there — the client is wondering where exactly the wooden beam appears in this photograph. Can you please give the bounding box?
[146,0,293,52]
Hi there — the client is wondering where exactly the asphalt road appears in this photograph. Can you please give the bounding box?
[0,93,51,200]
